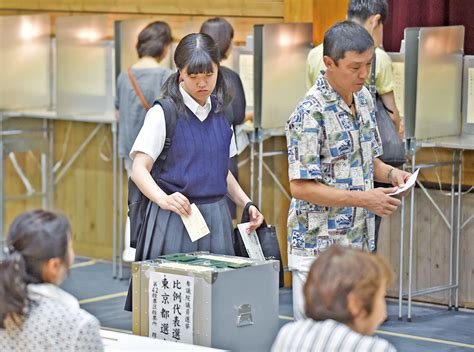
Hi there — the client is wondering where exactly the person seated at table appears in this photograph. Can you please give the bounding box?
[271,245,396,352]
[0,209,103,352]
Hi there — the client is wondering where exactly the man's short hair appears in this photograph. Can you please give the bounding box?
[323,21,374,64]
[304,246,395,324]
[347,0,389,24]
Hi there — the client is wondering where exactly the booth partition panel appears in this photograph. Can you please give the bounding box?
[0,14,51,110]
[254,23,312,130]
[414,26,464,140]
[56,15,114,117]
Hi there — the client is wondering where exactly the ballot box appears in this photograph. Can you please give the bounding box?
[132,252,279,352]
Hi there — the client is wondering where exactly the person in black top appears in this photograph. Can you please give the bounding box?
[200,17,251,219]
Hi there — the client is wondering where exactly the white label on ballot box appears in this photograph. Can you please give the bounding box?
[149,272,194,344]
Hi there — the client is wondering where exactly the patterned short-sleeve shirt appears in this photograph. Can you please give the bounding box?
[286,72,383,271]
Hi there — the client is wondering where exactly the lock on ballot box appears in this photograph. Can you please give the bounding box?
[131,252,280,352]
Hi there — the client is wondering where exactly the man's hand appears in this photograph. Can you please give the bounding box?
[363,187,401,217]
[388,168,412,198]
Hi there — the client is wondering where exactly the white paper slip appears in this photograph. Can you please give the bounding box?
[237,222,265,261]
[388,169,419,196]
[197,254,253,265]
[180,203,210,242]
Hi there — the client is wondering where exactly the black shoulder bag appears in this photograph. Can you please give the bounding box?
[233,202,284,287]
[370,55,406,167]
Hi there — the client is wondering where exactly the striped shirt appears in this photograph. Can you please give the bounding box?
[271,319,396,352]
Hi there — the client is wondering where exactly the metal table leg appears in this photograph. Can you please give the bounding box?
[455,150,463,310]
[407,142,416,322]
[112,122,118,278]
[49,120,55,209]
[398,164,406,320]
[118,156,124,279]
[448,151,456,309]
[250,130,255,201]
[41,119,48,210]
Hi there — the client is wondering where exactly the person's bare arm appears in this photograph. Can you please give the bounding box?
[290,179,401,218]
[227,171,263,231]
[131,152,191,216]
[373,158,412,197]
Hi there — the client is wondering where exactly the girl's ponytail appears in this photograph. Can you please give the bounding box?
[0,250,28,328]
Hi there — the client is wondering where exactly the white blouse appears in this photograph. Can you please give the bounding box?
[130,84,237,162]
[0,283,103,352]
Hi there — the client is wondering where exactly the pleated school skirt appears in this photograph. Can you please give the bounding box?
[139,197,235,259]
[125,197,234,311]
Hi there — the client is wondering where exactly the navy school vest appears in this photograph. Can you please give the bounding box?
[156,97,232,204]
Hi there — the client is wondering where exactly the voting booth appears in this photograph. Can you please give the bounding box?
[132,252,279,352]
[462,55,474,135]
[386,26,472,320]
[390,26,465,140]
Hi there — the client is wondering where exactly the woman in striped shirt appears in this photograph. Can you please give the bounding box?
[272,246,396,352]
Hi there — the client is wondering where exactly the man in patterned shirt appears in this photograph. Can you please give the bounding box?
[286,21,411,320]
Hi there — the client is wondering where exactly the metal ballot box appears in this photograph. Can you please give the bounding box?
[132,252,279,352]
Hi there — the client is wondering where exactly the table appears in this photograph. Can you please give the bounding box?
[399,135,474,321]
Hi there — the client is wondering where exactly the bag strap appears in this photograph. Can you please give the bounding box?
[370,54,395,115]
[150,97,178,179]
[369,53,377,100]
[128,67,151,111]
[369,53,380,114]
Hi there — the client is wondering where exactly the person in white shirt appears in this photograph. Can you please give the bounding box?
[272,245,397,352]
[0,210,103,352]
[125,33,264,310]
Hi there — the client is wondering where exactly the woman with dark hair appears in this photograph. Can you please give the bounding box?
[272,246,396,352]
[0,210,103,351]
[127,33,263,306]
[116,20,173,262]
[199,17,252,219]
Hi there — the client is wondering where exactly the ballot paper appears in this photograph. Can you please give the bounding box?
[180,204,210,242]
[388,169,419,196]
[237,222,265,261]
[159,262,213,273]
[197,254,254,265]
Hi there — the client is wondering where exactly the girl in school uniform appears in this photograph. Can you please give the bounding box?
[128,32,263,265]
[199,17,252,220]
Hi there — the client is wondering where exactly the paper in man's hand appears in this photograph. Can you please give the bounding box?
[388,169,419,196]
